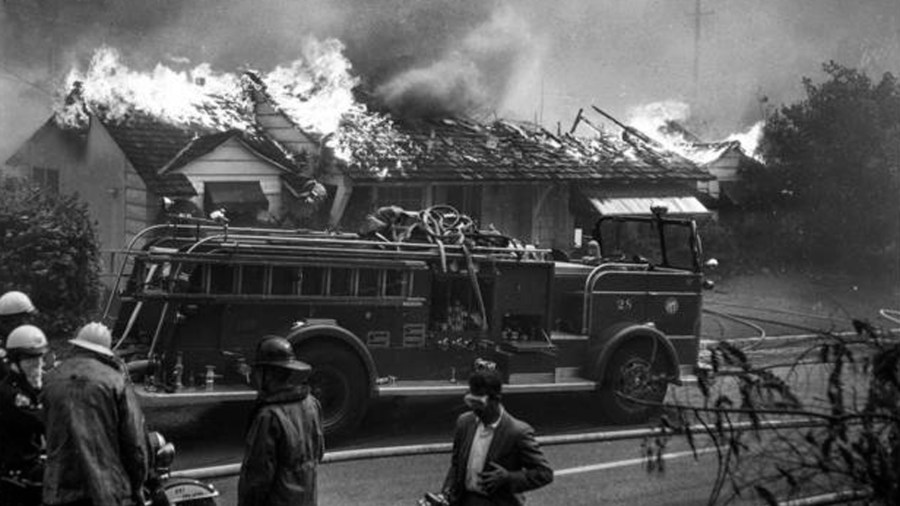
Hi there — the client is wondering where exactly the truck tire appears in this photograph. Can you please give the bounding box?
[596,340,670,425]
[295,342,368,438]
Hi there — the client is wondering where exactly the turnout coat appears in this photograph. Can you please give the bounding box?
[42,352,149,506]
[0,369,44,476]
[238,385,325,506]
[442,409,553,506]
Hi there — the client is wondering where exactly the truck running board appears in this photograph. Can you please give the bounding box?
[377,379,598,397]
[135,386,257,407]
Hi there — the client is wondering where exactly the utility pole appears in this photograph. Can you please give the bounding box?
[688,0,715,104]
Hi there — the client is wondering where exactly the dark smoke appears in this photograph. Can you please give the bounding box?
[374,4,543,118]
[1,0,898,161]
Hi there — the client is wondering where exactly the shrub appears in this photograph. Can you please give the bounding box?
[0,178,102,340]
[646,321,900,504]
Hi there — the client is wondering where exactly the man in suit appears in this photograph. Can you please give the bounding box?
[441,366,553,506]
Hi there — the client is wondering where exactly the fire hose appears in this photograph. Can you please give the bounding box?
[169,418,821,481]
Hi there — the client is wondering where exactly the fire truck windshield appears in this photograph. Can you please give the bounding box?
[595,217,697,270]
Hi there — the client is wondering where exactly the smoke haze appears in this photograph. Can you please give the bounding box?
[1,0,898,160]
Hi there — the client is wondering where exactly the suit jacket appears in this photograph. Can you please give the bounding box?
[442,409,553,506]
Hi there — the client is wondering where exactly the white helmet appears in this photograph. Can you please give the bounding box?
[6,325,48,357]
[0,291,36,317]
[69,322,114,357]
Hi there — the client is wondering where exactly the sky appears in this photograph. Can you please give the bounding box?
[1,0,898,162]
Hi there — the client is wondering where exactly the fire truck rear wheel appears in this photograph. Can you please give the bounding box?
[596,340,669,425]
[295,342,367,437]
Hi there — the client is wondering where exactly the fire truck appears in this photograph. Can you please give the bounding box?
[105,206,714,436]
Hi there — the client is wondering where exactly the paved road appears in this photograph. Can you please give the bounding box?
[203,435,740,506]
[163,358,839,505]
[155,301,858,506]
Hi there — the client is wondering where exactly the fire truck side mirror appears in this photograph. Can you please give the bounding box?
[704,258,719,269]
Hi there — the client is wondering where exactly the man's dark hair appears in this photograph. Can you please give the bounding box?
[469,368,503,399]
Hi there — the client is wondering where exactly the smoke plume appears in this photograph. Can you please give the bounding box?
[374,5,543,118]
[0,0,898,162]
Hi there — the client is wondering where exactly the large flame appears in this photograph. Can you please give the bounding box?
[56,47,249,131]
[724,121,764,160]
[625,100,764,164]
[264,38,360,135]
[54,40,415,171]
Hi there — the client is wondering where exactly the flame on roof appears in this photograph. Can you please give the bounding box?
[53,42,418,173]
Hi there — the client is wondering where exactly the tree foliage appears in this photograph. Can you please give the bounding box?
[748,62,900,272]
[0,178,102,340]
[647,320,900,505]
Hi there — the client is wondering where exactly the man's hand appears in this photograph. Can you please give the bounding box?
[478,462,510,493]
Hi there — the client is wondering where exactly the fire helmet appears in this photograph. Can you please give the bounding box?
[69,322,114,357]
[6,325,48,358]
[253,336,311,373]
[0,291,36,317]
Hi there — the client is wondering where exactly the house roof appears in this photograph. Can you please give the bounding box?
[99,112,311,197]
[158,128,308,177]
[100,114,200,197]
[51,77,709,190]
[685,140,748,166]
[344,116,712,184]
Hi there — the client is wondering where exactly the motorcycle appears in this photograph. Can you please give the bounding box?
[0,431,218,506]
[146,431,220,506]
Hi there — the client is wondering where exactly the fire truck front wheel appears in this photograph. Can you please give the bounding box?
[596,341,669,425]
[295,342,368,438]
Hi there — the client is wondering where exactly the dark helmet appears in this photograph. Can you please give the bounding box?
[253,336,311,373]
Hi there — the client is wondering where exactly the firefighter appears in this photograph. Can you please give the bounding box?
[42,322,149,506]
[0,291,38,381]
[0,325,48,506]
[238,336,324,506]
[581,240,602,265]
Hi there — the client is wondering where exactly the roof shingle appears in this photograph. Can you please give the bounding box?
[344,116,712,183]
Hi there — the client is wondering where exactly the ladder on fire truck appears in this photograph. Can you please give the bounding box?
[103,215,550,352]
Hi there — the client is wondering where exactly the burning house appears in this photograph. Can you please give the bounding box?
[339,114,712,252]
[3,43,714,277]
[625,103,765,210]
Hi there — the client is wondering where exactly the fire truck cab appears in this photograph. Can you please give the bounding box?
[107,206,711,436]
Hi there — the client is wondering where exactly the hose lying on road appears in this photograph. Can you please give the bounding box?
[776,489,869,506]
[169,418,821,481]
[702,308,766,349]
[705,300,846,324]
[880,308,900,325]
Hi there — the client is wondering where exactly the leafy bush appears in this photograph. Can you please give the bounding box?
[0,178,102,340]
[747,63,900,279]
[699,212,807,275]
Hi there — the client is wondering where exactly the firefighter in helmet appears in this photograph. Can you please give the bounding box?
[0,291,38,381]
[238,336,324,506]
[0,325,48,506]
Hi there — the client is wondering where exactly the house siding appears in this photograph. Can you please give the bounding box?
[533,184,573,251]
[4,120,155,283]
[480,183,534,243]
[170,138,285,216]
[337,181,573,250]
[85,121,144,279]
[699,149,743,199]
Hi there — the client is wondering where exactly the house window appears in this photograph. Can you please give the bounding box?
[32,167,59,194]
[374,186,425,212]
